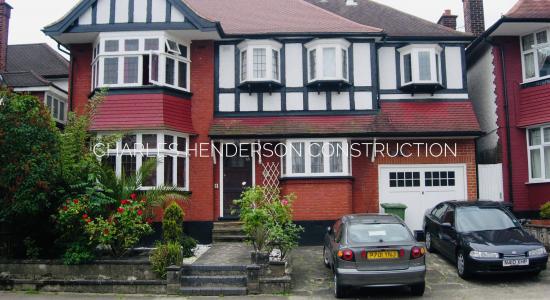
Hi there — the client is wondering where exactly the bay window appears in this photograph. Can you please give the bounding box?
[102,131,189,190]
[527,126,550,182]
[305,39,350,83]
[398,44,443,88]
[92,32,191,92]
[238,40,282,83]
[45,93,67,123]
[283,139,350,177]
[521,29,550,82]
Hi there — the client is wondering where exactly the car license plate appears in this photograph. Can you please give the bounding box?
[502,258,529,267]
[367,251,398,260]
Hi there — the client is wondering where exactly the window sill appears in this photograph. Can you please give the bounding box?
[525,180,550,185]
[399,83,444,95]
[521,76,550,89]
[237,80,283,93]
[306,80,351,93]
[90,86,193,99]
[280,176,354,181]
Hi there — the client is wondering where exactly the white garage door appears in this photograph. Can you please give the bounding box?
[379,164,467,232]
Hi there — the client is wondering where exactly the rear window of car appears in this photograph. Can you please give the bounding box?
[347,223,413,244]
[456,207,520,232]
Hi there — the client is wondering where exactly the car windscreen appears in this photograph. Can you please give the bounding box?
[347,223,412,244]
[456,207,520,232]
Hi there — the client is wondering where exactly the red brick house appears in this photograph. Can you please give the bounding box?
[0,0,69,127]
[467,0,550,217]
[44,0,480,243]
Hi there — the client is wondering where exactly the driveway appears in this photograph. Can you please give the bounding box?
[291,246,550,299]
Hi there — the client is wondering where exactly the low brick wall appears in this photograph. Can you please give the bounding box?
[0,259,165,294]
[525,224,550,250]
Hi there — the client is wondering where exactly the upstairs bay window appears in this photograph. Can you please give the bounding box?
[521,29,550,82]
[238,40,282,91]
[92,32,190,92]
[527,126,550,182]
[398,45,443,93]
[282,139,350,178]
[305,39,350,86]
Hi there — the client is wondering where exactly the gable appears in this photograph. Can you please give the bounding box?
[43,0,218,37]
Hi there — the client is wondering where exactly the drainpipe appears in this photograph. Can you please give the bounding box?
[59,43,75,112]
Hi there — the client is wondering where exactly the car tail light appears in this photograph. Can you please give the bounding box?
[411,246,426,259]
[338,249,355,261]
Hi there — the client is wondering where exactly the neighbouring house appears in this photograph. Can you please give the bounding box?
[43,0,480,244]
[467,0,550,217]
[0,0,69,127]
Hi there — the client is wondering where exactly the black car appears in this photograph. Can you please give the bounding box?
[423,201,548,279]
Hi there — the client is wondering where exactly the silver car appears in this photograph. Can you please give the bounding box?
[323,214,426,298]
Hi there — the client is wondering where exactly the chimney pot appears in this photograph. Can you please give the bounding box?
[438,9,458,31]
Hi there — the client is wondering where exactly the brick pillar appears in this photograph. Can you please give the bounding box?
[463,0,485,36]
[0,0,12,72]
[437,9,458,30]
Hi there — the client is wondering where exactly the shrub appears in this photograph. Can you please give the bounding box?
[163,203,184,244]
[150,242,183,279]
[541,202,550,219]
[62,243,95,265]
[23,237,40,260]
[181,235,197,258]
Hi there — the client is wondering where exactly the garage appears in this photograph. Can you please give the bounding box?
[379,164,467,232]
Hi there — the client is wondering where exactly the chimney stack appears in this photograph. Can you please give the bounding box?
[463,0,485,36]
[0,0,12,72]
[345,0,358,6]
[437,9,458,30]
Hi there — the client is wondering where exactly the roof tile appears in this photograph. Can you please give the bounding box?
[505,0,550,19]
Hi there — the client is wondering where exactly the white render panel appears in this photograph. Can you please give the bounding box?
[378,47,397,90]
[79,7,93,25]
[219,45,235,89]
[115,0,129,23]
[285,43,303,87]
[219,94,235,112]
[353,43,372,86]
[355,92,373,110]
[133,0,147,23]
[263,93,282,111]
[380,93,469,100]
[240,93,258,112]
[331,92,351,110]
[171,5,185,22]
[286,93,304,111]
[151,0,167,22]
[96,0,110,24]
[308,92,327,111]
[445,47,464,89]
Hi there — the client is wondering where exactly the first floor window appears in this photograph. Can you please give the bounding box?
[104,57,119,84]
[528,126,550,181]
[102,132,189,189]
[309,49,317,80]
[45,93,67,123]
[238,40,282,83]
[253,48,267,79]
[522,29,550,81]
[284,139,350,177]
[403,53,412,83]
[305,39,350,82]
[398,45,443,86]
[124,57,139,84]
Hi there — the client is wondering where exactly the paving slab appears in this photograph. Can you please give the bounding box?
[192,242,253,266]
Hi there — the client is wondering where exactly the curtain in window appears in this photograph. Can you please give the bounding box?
[329,142,343,173]
[291,142,305,173]
[404,54,412,83]
[104,57,119,84]
[545,147,550,179]
[124,57,139,83]
[309,49,316,80]
[151,54,159,82]
[531,149,542,178]
[323,48,336,77]
[310,142,324,173]
[241,50,247,81]
[529,128,541,146]
[272,50,279,80]
[418,51,432,80]
[165,58,175,85]
[342,49,348,80]
[524,53,536,79]
[537,46,550,77]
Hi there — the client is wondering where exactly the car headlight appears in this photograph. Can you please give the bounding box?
[470,250,499,258]
[528,247,547,257]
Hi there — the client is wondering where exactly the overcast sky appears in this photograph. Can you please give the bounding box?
[8,0,518,50]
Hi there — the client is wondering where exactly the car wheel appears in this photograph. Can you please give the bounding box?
[410,282,425,296]
[457,250,471,279]
[334,273,346,298]
[425,231,435,253]
[323,247,330,268]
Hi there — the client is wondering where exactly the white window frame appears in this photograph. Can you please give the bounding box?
[282,139,350,178]
[520,29,550,83]
[305,39,350,83]
[102,130,190,191]
[44,92,68,124]
[527,125,550,183]
[398,44,443,86]
[237,40,282,83]
[91,31,191,92]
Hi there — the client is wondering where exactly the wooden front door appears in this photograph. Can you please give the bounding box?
[222,144,253,217]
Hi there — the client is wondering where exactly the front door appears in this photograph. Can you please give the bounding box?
[222,144,253,218]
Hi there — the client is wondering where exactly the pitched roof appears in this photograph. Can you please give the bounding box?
[305,0,472,38]
[505,0,550,19]
[183,0,382,35]
[209,101,481,137]
[6,44,69,78]
[0,71,50,88]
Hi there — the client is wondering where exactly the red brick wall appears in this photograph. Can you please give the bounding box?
[0,0,11,72]
[68,44,93,114]
[463,0,485,36]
